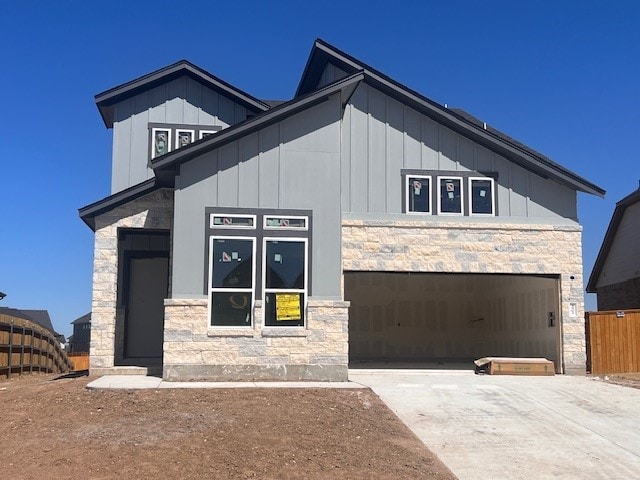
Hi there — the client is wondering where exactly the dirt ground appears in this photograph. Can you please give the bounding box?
[0,374,456,480]
[598,372,640,390]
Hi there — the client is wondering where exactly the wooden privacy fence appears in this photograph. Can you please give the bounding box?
[586,309,640,374]
[67,352,90,371]
[0,313,73,378]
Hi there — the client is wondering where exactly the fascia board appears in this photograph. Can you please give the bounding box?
[95,61,270,128]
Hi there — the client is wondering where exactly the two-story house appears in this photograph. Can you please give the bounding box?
[80,39,604,381]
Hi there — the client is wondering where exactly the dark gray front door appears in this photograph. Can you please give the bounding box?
[125,255,169,359]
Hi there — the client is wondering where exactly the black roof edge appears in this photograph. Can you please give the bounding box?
[297,39,605,198]
[71,313,91,325]
[95,60,271,128]
[78,178,161,231]
[151,71,365,179]
[587,188,640,292]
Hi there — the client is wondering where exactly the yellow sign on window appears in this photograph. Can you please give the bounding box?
[276,293,301,321]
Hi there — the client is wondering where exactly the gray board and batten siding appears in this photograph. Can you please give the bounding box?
[171,93,344,300]
[340,82,578,221]
[111,76,250,194]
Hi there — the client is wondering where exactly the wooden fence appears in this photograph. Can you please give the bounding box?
[0,313,73,378]
[67,352,90,371]
[586,309,640,374]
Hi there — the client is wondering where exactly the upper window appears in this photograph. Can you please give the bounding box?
[149,124,222,160]
[406,175,432,214]
[176,129,195,149]
[469,177,495,216]
[264,215,308,230]
[151,128,171,159]
[438,176,463,215]
[210,214,256,229]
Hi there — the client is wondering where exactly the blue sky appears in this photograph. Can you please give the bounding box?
[1,1,638,337]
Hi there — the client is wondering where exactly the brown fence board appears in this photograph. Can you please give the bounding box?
[586,310,640,374]
[68,353,90,371]
[0,314,72,378]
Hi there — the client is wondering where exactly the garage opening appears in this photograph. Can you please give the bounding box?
[345,272,561,370]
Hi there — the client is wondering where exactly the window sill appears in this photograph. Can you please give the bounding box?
[207,329,255,338]
[261,328,308,337]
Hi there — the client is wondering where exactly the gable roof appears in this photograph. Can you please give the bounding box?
[296,39,605,198]
[150,71,364,180]
[95,60,271,128]
[72,313,91,325]
[587,188,640,292]
[0,307,59,336]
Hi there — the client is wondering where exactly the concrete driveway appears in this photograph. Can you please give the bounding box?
[349,369,640,480]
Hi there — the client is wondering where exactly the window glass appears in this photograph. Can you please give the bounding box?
[153,129,170,157]
[264,239,306,327]
[200,130,216,139]
[211,239,253,288]
[470,178,494,215]
[439,177,463,214]
[264,216,307,229]
[176,130,194,149]
[211,215,255,228]
[407,176,431,213]
[210,292,252,326]
[265,292,304,327]
[265,241,305,289]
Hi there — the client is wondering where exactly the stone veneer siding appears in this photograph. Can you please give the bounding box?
[342,219,586,373]
[596,277,640,311]
[89,189,174,373]
[163,299,349,381]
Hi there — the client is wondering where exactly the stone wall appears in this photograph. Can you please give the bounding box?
[89,189,174,373]
[596,277,640,311]
[342,219,586,373]
[163,299,349,381]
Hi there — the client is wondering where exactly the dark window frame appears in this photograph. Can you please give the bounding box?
[402,169,498,217]
[148,123,223,162]
[204,207,312,328]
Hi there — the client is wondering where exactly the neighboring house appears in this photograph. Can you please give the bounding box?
[79,39,604,380]
[587,187,640,310]
[69,313,91,353]
[0,307,65,344]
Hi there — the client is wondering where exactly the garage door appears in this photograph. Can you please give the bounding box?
[345,272,561,369]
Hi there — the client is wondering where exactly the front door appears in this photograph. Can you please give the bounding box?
[124,254,169,359]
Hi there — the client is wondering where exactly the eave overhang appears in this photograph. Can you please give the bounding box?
[78,178,161,231]
[95,60,270,128]
[297,39,605,198]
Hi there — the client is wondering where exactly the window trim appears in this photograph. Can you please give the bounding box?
[262,237,308,327]
[437,176,464,216]
[209,213,257,230]
[405,174,432,215]
[199,130,217,139]
[207,235,256,328]
[151,127,172,160]
[175,129,195,150]
[263,215,309,231]
[468,176,496,217]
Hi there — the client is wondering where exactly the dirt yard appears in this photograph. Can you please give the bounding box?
[0,374,456,479]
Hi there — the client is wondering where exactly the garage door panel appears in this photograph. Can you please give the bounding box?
[346,272,560,369]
